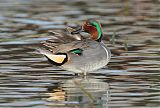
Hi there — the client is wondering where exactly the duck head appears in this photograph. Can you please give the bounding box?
[71,19,103,42]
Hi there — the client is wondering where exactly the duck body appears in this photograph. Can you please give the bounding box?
[60,40,110,73]
[39,19,111,75]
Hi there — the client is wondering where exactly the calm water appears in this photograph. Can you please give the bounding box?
[0,0,160,108]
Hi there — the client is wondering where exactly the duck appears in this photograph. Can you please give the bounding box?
[39,19,111,75]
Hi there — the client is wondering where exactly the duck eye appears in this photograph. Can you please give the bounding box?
[69,48,83,55]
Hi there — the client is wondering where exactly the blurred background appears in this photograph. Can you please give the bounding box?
[0,0,160,108]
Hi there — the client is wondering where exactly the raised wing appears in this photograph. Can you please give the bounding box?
[41,27,84,53]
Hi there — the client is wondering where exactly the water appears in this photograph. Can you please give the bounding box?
[0,0,160,108]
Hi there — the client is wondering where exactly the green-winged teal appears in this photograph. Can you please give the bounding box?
[39,19,111,75]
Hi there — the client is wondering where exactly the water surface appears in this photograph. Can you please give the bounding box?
[0,0,160,108]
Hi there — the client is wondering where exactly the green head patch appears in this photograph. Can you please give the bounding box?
[89,21,103,42]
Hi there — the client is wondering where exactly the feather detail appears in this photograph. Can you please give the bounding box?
[38,48,67,64]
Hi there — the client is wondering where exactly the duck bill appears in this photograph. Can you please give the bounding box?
[71,26,84,34]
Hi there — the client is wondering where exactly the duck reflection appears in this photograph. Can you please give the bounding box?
[48,88,65,101]
[46,77,109,107]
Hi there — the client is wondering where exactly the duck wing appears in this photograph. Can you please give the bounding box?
[41,27,84,53]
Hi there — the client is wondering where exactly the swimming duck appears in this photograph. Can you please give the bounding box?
[39,19,111,75]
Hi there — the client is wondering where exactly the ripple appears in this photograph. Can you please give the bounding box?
[0,0,160,108]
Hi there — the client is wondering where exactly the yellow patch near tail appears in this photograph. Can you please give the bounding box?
[45,54,66,64]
